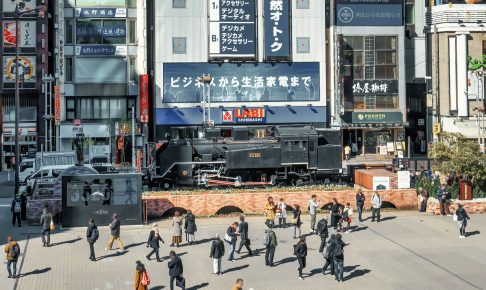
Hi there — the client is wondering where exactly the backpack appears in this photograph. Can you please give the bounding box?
[293,244,299,256]
[10,244,20,258]
[14,200,21,213]
[91,227,99,241]
[263,231,271,246]
[333,241,343,257]
[316,219,327,235]
[141,271,150,286]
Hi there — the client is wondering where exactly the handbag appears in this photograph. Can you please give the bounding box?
[224,233,232,243]
[141,271,150,286]
[290,217,298,225]
[452,214,458,222]
[176,276,185,288]
[49,215,55,231]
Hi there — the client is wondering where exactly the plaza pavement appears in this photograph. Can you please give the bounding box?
[2,208,486,290]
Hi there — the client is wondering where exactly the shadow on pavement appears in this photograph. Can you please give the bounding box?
[343,264,360,272]
[274,256,296,266]
[18,267,51,277]
[150,286,166,290]
[345,269,371,281]
[307,268,322,277]
[466,231,480,237]
[124,241,146,250]
[351,226,368,233]
[380,216,397,222]
[97,250,128,260]
[195,238,213,245]
[160,252,188,260]
[51,237,82,246]
[187,282,209,290]
[224,264,249,274]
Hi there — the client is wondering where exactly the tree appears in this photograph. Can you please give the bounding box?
[428,132,486,197]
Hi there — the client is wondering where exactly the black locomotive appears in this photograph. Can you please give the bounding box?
[150,126,342,189]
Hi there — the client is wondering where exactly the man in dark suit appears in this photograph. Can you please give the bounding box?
[236,215,253,256]
[168,250,185,290]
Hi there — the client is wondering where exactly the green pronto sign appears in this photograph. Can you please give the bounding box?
[352,112,403,123]
[468,55,486,71]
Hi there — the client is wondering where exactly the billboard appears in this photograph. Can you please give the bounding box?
[160,62,320,104]
[336,0,403,26]
[3,21,36,48]
[3,55,36,83]
[75,45,127,56]
[222,108,266,124]
[61,174,142,227]
[2,0,36,12]
[208,0,256,59]
[263,0,291,61]
[75,8,127,18]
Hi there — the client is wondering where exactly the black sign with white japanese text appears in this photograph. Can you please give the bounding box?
[352,80,398,95]
[264,0,291,61]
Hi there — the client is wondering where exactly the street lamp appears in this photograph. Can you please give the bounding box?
[13,4,47,196]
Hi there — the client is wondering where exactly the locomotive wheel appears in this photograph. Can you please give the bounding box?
[159,179,173,190]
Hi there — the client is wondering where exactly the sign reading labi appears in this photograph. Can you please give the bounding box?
[222,108,266,124]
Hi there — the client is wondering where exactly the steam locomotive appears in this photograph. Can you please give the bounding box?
[149,126,342,189]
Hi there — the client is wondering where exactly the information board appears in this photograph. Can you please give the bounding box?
[208,0,257,59]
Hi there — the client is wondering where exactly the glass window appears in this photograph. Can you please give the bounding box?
[79,98,94,119]
[102,20,127,45]
[129,57,137,82]
[67,99,75,109]
[101,99,110,118]
[76,19,126,45]
[405,4,414,25]
[65,19,74,44]
[128,19,136,44]
[65,58,73,82]
[110,98,126,118]
[127,0,136,7]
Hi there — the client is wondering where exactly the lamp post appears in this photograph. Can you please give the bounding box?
[13,4,47,196]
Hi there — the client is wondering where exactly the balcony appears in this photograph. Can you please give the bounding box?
[426,4,486,25]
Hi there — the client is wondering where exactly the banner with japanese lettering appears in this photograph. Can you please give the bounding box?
[263,0,291,61]
[2,0,36,12]
[208,0,257,59]
[75,8,127,18]
[139,74,149,123]
[3,21,36,48]
[336,0,403,26]
[352,80,398,95]
[160,62,319,104]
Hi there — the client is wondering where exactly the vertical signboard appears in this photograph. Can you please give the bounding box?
[263,0,291,61]
[54,86,61,124]
[139,74,149,123]
[208,0,257,59]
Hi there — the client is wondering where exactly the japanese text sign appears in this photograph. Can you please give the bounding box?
[264,0,291,61]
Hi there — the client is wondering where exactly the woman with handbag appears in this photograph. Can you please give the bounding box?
[170,211,183,247]
[134,260,149,290]
[292,205,302,239]
[277,198,287,228]
[264,197,276,227]
[456,204,470,239]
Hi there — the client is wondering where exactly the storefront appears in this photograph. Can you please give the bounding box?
[2,124,37,170]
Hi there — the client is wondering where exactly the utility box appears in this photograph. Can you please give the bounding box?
[459,180,473,201]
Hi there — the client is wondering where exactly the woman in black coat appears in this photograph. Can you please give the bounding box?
[294,236,308,280]
[184,210,197,245]
[330,198,340,230]
[456,204,470,239]
[292,205,302,239]
[146,223,164,261]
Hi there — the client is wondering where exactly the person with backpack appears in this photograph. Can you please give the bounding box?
[329,233,346,282]
[210,234,225,275]
[105,213,124,252]
[322,234,336,275]
[236,215,253,256]
[135,260,150,290]
[4,236,20,278]
[11,195,22,227]
[294,236,308,280]
[225,222,239,261]
[86,218,99,261]
[264,224,278,267]
[184,210,197,246]
[355,189,365,222]
[456,203,470,239]
[292,205,302,239]
[341,203,353,233]
[168,251,185,290]
[146,223,164,261]
[40,206,52,247]
[316,217,328,253]
[371,192,382,222]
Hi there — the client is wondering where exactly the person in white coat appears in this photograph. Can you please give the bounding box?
[276,198,287,228]
[371,192,382,222]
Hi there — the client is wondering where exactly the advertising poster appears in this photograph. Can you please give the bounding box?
[372,176,390,190]
[2,0,36,12]
[161,62,320,104]
[3,55,36,83]
[3,21,36,48]
[397,171,411,189]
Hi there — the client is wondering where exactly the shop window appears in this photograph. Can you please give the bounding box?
[129,57,137,82]
[65,58,73,82]
[76,19,126,45]
[65,19,74,44]
[405,4,415,25]
[69,97,132,120]
[128,19,136,44]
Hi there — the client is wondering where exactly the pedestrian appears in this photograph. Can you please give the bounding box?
[322,234,335,275]
[371,192,382,222]
[105,213,124,252]
[171,211,183,247]
[210,234,225,275]
[146,223,164,261]
[437,184,451,216]
[86,218,99,261]
[417,187,428,212]
[294,236,307,280]
[336,206,343,232]
[232,278,244,290]
[11,194,22,227]
[135,260,150,290]
[236,215,253,256]
[4,236,20,278]
[355,189,365,222]
[344,144,351,161]
[276,198,287,228]
[292,204,302,239]
[19,189,28,221]
[264,224,277,267]
[330,233,346,282]
[184,210,197,246]
[330,198,339,230]
[168,250,185,290]
[225,222,239,261]
[316,217,328,253]
[456,204,470,239]
[342,203,353,233]
[308,195,320,233]
[264,197,276,227]
[40,206,52,247]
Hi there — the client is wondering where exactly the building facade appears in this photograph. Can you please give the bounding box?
[0,0,50,170]
[149,0,329,142]
[329,0,408,158]
[55,0,147,165]
[425,1,486,146]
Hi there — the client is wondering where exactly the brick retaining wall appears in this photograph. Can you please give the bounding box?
[143,189,418,218]
[427,197,486,215]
